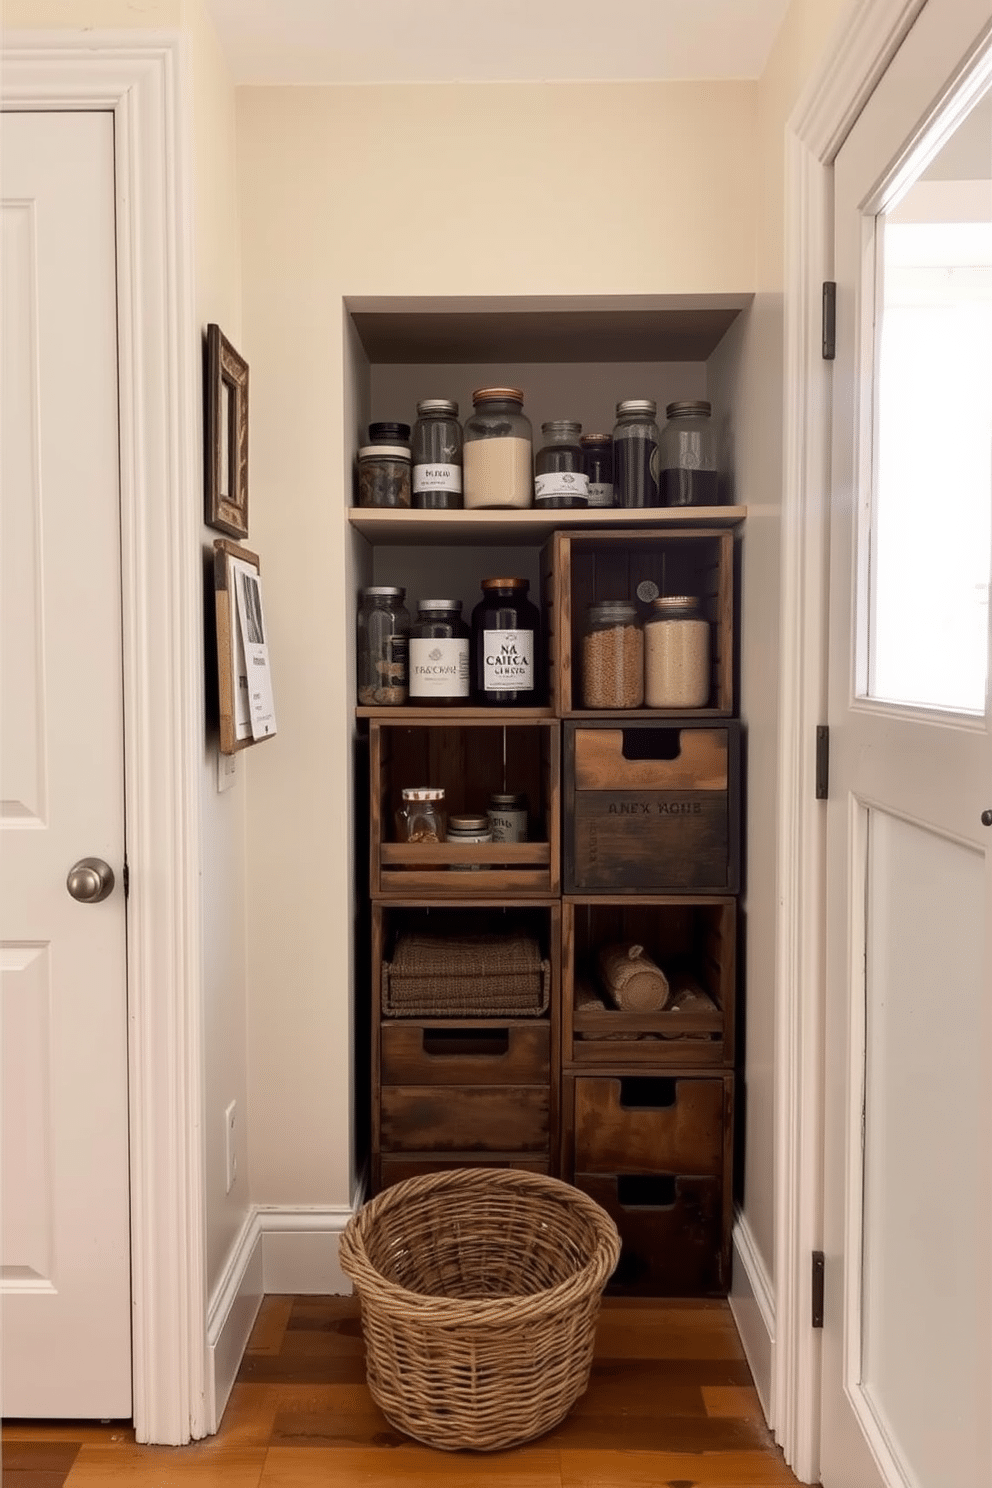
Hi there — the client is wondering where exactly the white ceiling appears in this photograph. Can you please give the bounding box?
[205,0,794,86]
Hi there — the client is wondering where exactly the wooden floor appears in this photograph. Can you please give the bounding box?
[3,1294,811,1486]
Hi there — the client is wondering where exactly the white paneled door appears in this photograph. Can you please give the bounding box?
[1,111,131,1416]
[822,2,992,1485]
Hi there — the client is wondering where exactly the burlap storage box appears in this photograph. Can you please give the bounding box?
[382,927,550,1017]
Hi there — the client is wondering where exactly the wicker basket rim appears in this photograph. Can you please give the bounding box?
[339,1168,621,1328]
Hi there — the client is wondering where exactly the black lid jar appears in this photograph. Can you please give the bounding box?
[471,577,543,706]
[580,433,615,508]
[408,599,470,705]
[412,399,463,510]
[368,421,411,445]
[534,420,589,509]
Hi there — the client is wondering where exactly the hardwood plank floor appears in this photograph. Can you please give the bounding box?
[3,1295,813,1486]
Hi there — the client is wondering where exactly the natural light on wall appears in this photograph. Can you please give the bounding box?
[870,100,992,716]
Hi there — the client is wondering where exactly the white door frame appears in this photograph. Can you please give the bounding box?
[2,36,207,1444]
[774,0,944,1480]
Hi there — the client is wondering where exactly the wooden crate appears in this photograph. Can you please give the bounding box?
[370,718,560,897]
[379,1155,552,1189]
[564,720,740,893]
[380,1021,550,1086]
[550,528,735,716]
[562,897,735,1067]
[380,1084,551,1153]
[570,1074,729,1175]
[574,1172,729,1296]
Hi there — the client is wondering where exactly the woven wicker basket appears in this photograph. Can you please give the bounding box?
[339,1167,621,1452]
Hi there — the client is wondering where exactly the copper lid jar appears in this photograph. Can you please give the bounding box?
[471,576,543,707]
[463,388,533,510]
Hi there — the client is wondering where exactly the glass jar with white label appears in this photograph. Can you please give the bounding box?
[487,791,529,842]
[408,599,470,706]
[471,577,543,707]
[534,420,589,509]
[412,399,463,510]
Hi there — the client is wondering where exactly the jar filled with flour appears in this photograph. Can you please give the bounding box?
[463,388,533,508]
[644,595,711,709]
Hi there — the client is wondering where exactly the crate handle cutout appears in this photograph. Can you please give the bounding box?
[620,728,682,762]
[616,1174,677,1209]
[421,1028,510,1059]
[618,1075,677,1109]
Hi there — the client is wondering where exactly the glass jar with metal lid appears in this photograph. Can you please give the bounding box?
[659,401,718,507]
[408,599,470,705]
[580,433,614,508]
[534,420,589,509]
[582,600,644,709]
[412,399,463,510]
[356,586,410,706]
[612,399,660,508]
[395,787,446,844]
[447,813,493,870]
[471,576,543,706]
[487,791,528,843]
[644,594,711,708]
[463,388,533,509]
[356,443,411,508]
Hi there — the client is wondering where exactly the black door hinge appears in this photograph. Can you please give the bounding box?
[822,281,836,361]
[815,725,829,800]
[122,858,130,899]
[812,1251,825,1328]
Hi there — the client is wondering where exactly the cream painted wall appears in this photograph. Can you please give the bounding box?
[2,0,180,24]
[729,0,854,1280]
[237,80,759,1207]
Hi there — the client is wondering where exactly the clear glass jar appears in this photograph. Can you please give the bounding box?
[659,401,719,507]
[356,444,411,508]
[447,812,492,870]
[408,599,470,705]
[580,433,615,508]
[644,595,711,708]
[395,787,446,843]
[534,420,589,509]
[612,398,660,508]
[356,586,410,706]
[412,399,463,510]
[463,387,533,509]
[487,791,528,842]
[581,600,644,709]
[471,577,543,707]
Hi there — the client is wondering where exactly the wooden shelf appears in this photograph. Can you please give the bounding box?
[349,505,746,547]
[356,704,554,721]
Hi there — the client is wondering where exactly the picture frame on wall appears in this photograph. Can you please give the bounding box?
[205,322,249,539]
[213,538,277,754]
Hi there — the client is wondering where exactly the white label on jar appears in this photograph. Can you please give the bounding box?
[482,629,534,692]
[413,463,462,493]
[409,637,470,697]
[587,482,614,508]
[534,471,589,502]
[488,809,527,842]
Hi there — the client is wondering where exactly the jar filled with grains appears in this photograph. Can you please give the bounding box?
[581,601,644,709]
[644,595,711,709]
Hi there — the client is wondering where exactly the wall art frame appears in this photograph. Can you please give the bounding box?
[213,539,277,754]
[205,322,249,539]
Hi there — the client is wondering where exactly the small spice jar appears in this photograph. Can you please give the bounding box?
[412,399,463,510]
[580,433,615,508]
[612,399,661,508]
[471,576,543,706]
[463,388,533,509]
[487,791,529,843]
[395,787,446,843]
[582,600,644,709]
[357,443,412,508]
[534,420,589,509]
[644,595,711,708]
[356,586,410,706]
[659,401,719,507]
[408,599,471,705]
[447,812,493,870]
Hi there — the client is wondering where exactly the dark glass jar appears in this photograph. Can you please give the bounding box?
[612,398,660,508]
[580,433,615,508]
[471,577,543,707]
[356,586,410,706]
[412,399,463,510]
[659,401,719,506]
[534,420,589,509]
[408,599,470,705]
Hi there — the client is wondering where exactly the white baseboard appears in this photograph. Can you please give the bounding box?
[729,1208,776,1424]
[205,1201,356,1432]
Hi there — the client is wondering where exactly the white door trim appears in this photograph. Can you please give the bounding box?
[775,1,930,1480]
[2,36,206,1444]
